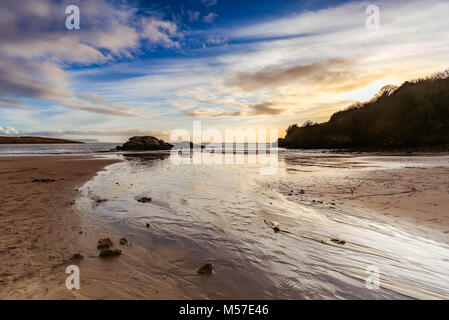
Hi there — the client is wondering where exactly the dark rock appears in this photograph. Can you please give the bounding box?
[99,249,122,258]
[72,253,83,260]
[97,238,113,249]
[117,136,173,151]
[78,231,83,234]
[299,189,305,194]
[32,179,56,183]
[331,238,346,245]
[264,220,281,233]
[137,197,152,203]
[197,263,214,274]
[146,223,150,228]
[277,138,285,148]
[94,198,107,205]
[119,238,128,246]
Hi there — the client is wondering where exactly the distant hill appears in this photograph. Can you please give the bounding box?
[279,70,449,150]
[0,136,83,144]
[75,139,100,143]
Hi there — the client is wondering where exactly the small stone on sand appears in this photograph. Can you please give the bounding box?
[97,238,113,249]
[197,263,214,274]
[331,238,346,245]
[137,197,152,203]
[72,253,83,260]
[99,249,122,258]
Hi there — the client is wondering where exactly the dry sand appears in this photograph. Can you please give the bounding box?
[0,156,120,299]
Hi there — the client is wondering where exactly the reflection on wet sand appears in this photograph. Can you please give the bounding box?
[77,151,449,299]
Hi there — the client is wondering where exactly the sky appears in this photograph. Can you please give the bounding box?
[0,0,448,142]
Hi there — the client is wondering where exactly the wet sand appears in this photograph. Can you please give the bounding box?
[281,160,449,244]
[0,154,448,299]
[346,167,449,243]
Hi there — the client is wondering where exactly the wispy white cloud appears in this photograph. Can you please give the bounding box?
[206,36,227,46]
[203,12,218,23]
[202,0,218,8]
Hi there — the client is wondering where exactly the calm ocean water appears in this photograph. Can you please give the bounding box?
[0,143,120,156]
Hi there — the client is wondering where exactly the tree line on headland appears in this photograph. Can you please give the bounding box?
[279,70,449,150]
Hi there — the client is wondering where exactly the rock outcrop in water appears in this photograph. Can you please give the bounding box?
[116,136,173,151]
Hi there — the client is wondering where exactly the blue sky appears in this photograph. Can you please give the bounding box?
[0,0,448,141]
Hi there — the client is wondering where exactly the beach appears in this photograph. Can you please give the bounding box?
[0,156,119,299]
[1,152,448,299]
